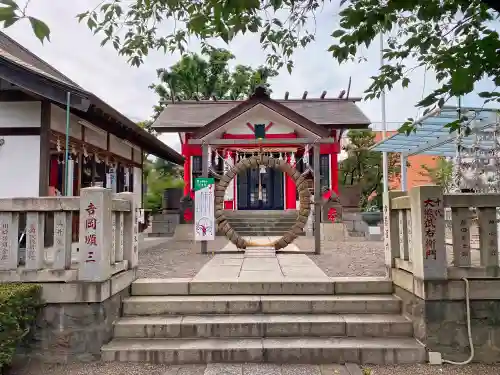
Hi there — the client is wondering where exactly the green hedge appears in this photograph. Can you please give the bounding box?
[0,284,42,371]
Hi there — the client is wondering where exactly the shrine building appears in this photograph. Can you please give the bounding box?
[153,87,371,210]
[0,32,183,203]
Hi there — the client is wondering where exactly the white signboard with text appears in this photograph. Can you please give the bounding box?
[194,177,215,241]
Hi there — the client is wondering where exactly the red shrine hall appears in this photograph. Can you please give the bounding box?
[153,88,370,209]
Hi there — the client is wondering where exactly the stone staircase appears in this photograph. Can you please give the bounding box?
[101,279,426,364]
[222,210,305,237]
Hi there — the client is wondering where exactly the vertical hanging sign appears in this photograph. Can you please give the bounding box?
[224,152,234,201]
[194,177,215,241]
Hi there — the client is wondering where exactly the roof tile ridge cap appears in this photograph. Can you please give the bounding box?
[277,98,362,102]
[172,100,242,104]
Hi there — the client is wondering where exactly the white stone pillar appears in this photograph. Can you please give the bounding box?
[117,192,139,269]
[25,212,45,270]
[383,190,405,270]
[0,212,19,270]
[78,187,112,281]
[409,185,447,280]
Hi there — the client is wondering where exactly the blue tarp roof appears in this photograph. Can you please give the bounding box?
[371,106,500,156]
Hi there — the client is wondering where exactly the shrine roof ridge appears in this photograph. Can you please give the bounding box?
[153,97,371,131]
[166,97,363,104]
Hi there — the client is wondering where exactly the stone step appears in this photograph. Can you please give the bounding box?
[227,219,298,223]
[225,210,298,217]
[237,232,305,236]
[123,295,401,316]
[101,336,426,364]
[114,314,413,339]
[231,223,293,230]
[131,278,393,296]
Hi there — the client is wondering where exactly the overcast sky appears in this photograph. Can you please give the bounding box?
[4,0,497,153]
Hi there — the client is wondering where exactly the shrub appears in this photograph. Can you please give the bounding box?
[0,284,42,372]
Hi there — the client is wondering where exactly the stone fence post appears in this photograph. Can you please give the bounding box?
[78,187,112,282]
[409,185,447,280]
[383,190,405,272]
[117,192,139,269]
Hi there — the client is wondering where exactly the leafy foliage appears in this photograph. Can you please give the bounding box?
[5,0,500,138]
[137,120,183,212]
[144,159,184,212]
[419,157,454,192]
[73,0,500,135]
[329,0,500,134]
[0,0,49,43]
[0,283,42,370]
[149,47,277,118]
[339,130,400,209]
[75,0,317,72]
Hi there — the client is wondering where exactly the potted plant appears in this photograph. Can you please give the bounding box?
[361,204,383,226]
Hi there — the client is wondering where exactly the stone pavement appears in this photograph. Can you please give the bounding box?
[192,250,329,281]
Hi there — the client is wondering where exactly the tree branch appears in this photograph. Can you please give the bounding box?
[481,0,500,13]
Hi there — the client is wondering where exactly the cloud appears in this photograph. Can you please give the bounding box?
[3,0,495,154]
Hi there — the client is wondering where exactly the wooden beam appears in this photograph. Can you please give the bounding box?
[313,144,321,255]
[320,91,327,99]
[302,91,308,100]
[39,100,51,196]
[188,138,337,145]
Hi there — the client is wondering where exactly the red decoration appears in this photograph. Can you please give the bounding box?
[328,207,337,223]
[184,208,193,222]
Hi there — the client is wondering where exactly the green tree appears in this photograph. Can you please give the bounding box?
[419,157,454,192]
[137,120,183,210]
[77,0,497,133]
[144,166,184,212]
[5,0,500,134]
[339,130,400,209]
[150,47,277,118]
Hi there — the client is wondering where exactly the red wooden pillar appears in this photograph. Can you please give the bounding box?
[182,136,191,196]
[285,153,297,209]
[331,152,338,194]
[330,129,340,195]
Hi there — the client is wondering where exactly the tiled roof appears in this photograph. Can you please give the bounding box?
[153,98,371,129]
[0,32,184,164]
[0,32,80,87]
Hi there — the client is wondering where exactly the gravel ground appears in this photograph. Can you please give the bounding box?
[14,361,500,375]
[364,364,500,375]
[305,239,387,277]
[137,237,229,278]
[137,236,387,279]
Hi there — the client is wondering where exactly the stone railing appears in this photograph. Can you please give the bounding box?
[384,185,500,280]
[385,185,500,363]
[0,187,138,283]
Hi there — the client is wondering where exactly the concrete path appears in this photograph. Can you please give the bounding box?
[192,250,329,281]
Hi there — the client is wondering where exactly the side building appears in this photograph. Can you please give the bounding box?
[153,88,371,211]
[0,32,183,205]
